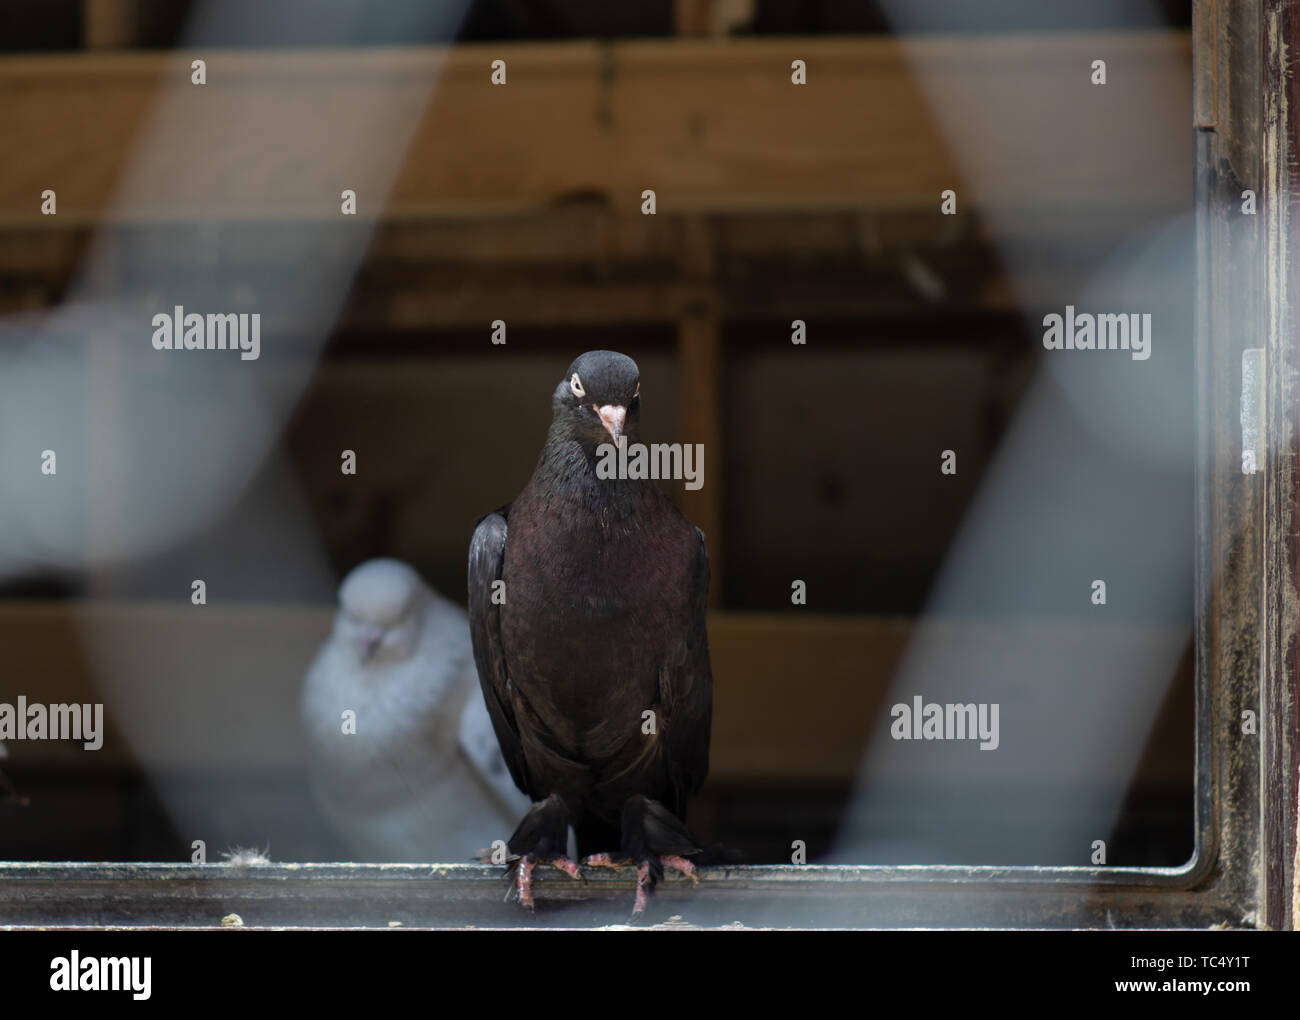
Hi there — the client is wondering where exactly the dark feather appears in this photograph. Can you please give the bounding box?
[467,507,531,797]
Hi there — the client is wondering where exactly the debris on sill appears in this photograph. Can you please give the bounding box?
[593,915,752,931]
[221,847,272,866]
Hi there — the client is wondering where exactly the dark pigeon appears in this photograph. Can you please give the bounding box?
[468,350,713,916]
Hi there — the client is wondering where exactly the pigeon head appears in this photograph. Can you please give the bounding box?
[334,558,427,665]
[550,350,641,450]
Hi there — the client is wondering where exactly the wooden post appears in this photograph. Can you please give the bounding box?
[677,217,722,607]
[84,232,127,599]
[673,0,711,36]
[82,0,139,49]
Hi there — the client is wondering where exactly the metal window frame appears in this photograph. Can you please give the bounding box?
[0,0,1288,930]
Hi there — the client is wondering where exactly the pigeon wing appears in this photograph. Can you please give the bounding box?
[659,525,713,816]
[468,509,533,798]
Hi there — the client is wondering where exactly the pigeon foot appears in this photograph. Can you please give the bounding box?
[582,852,631,869]
[617,794,704,918]
[661,854,699,884]
[502,793,575,911]
[507,853,584,911]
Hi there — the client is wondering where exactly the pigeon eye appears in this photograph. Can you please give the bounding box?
[569,374,585,398]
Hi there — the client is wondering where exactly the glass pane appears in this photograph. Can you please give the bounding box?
[0,1,1194,896]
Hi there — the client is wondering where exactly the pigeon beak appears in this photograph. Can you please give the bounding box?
[357,626,385,662]
[596,404,626,445]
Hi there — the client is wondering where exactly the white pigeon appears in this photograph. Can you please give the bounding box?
[301,558,529,861]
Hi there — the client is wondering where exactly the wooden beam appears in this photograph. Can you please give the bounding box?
[0,32,1191,225]
[0,205,1167,329]
[0,196,1180,344]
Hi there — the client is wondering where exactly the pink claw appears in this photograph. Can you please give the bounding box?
[550,857,583,880]
[516,856,536,911]
[631,861,651,916]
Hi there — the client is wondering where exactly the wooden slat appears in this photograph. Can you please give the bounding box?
[0,204,1165,328]
[0,32,1190,225]
[0,603,1190,787]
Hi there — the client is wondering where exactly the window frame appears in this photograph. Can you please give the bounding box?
[0,0,1286,930]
